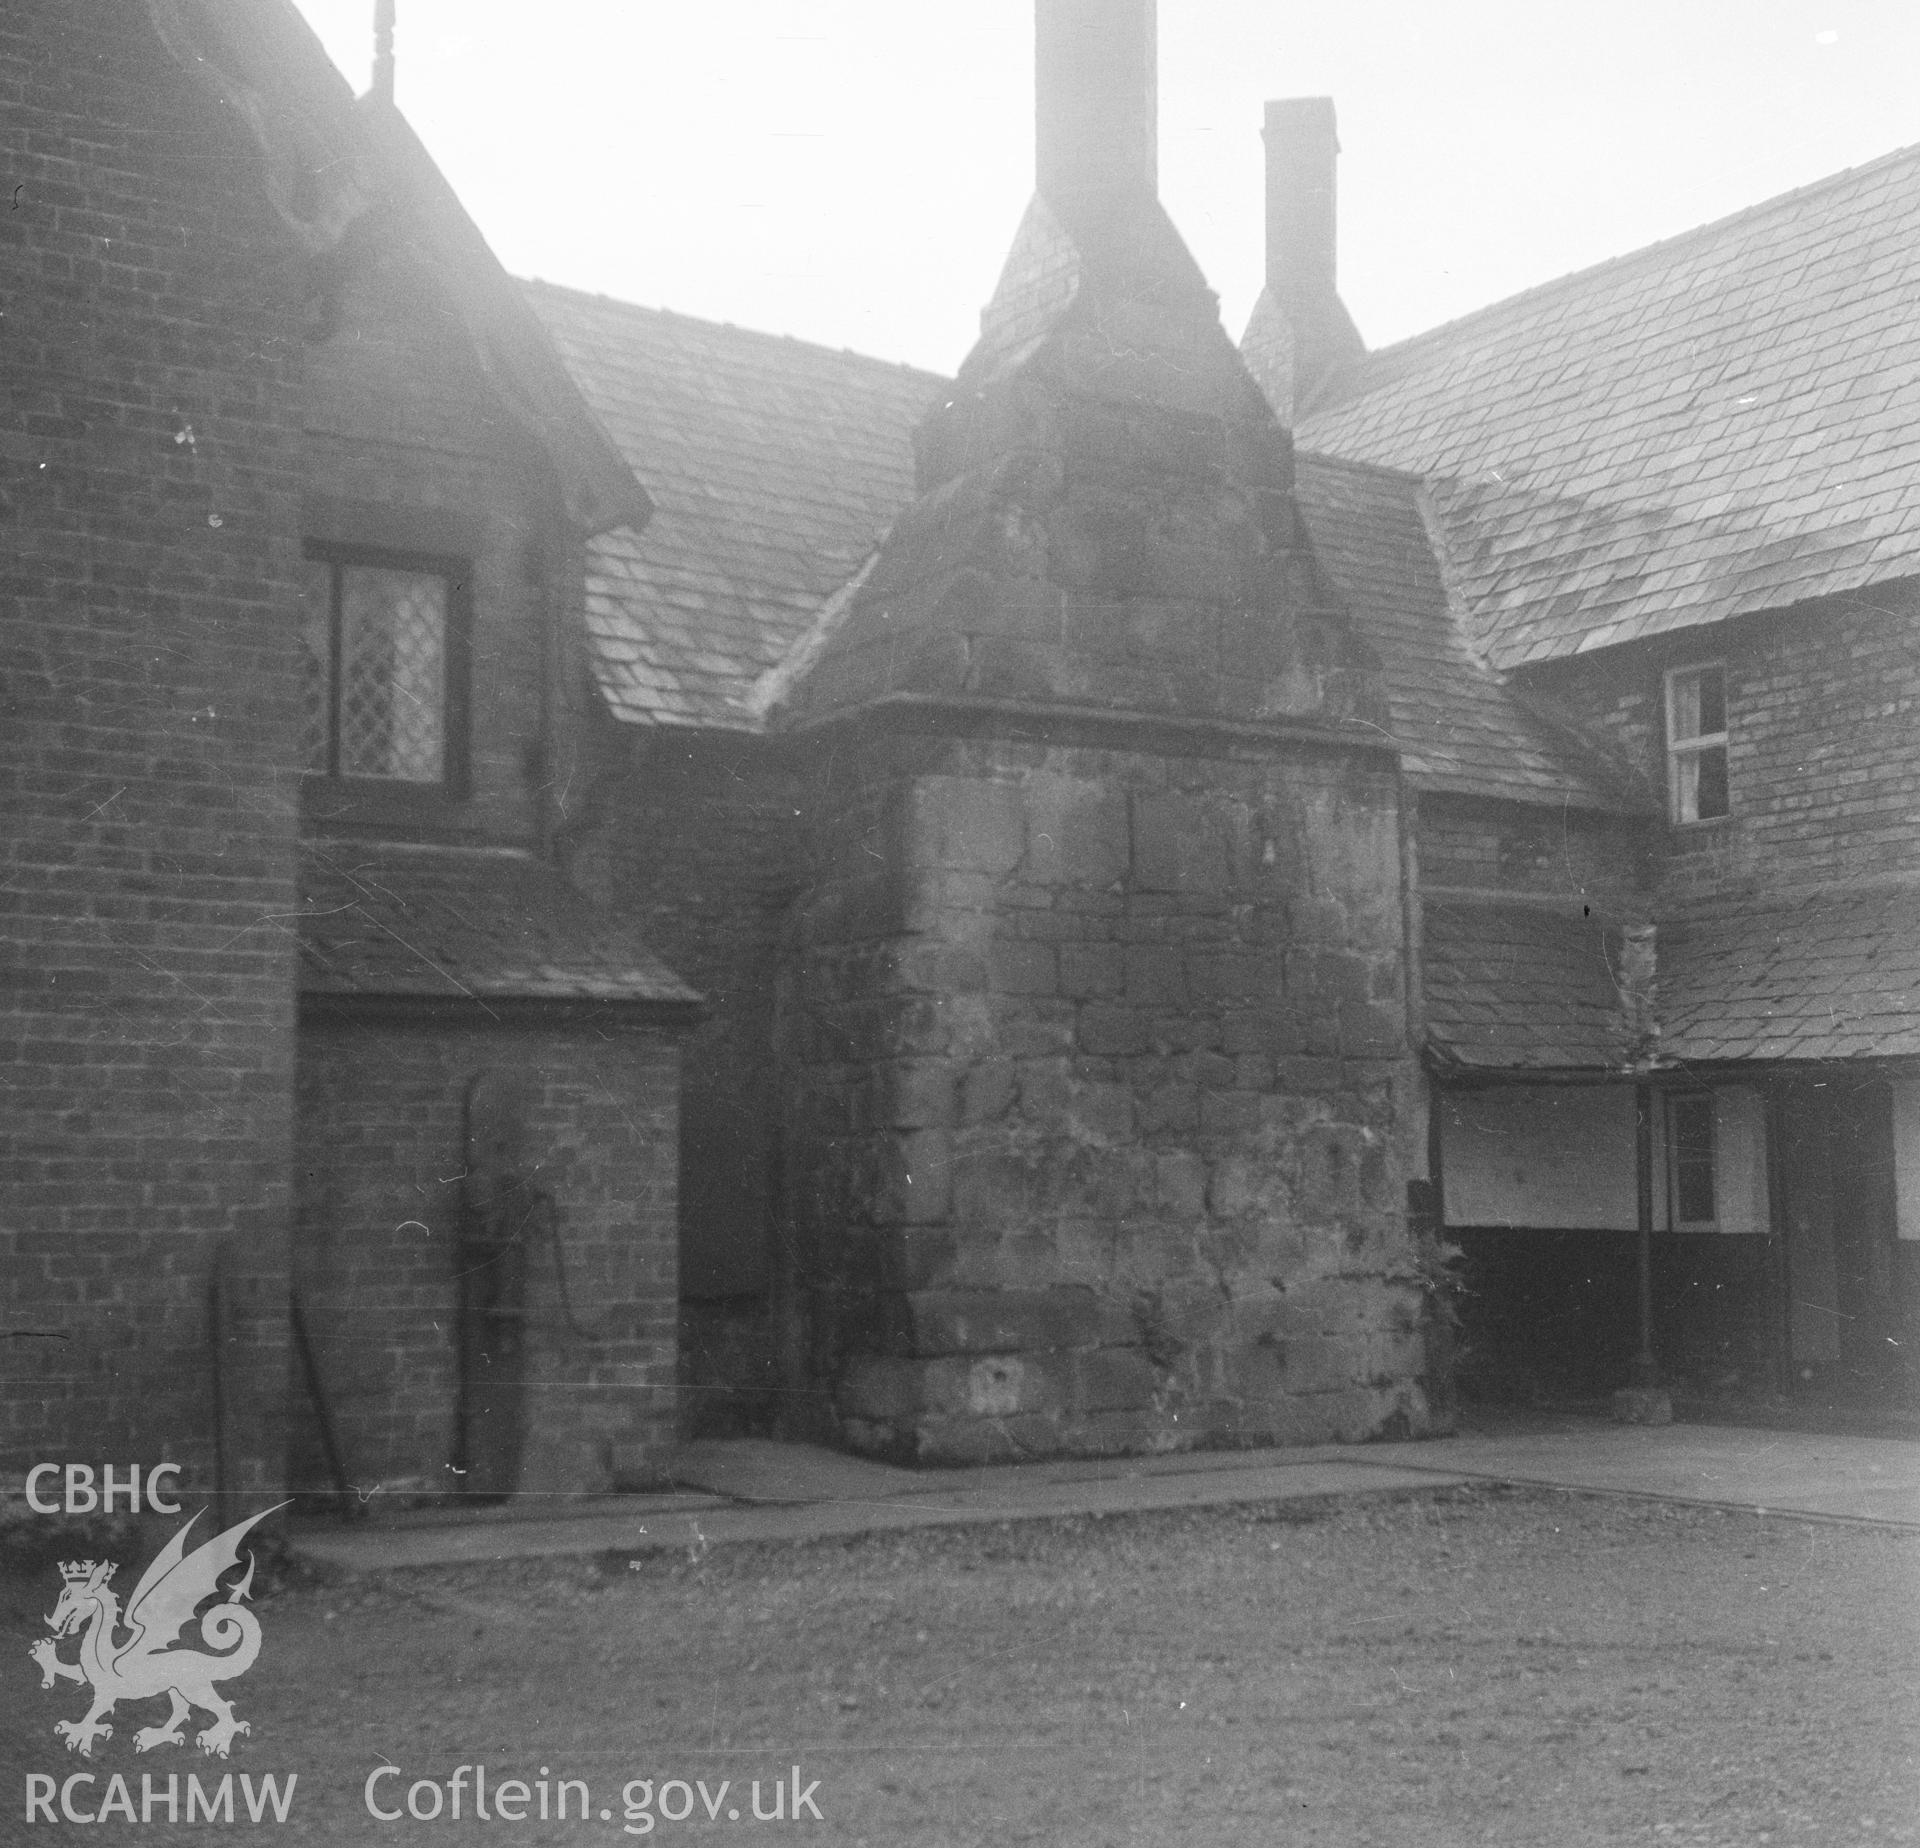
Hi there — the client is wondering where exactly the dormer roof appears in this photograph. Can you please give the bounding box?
[146,0,645,539]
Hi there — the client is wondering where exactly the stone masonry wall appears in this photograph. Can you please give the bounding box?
[769,155,1437,1461]
[781,728,1428,1462]
[293,1017,679,1499]
[0,4,308,1495]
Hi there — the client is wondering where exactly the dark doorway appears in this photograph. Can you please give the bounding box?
[457,1071,537,1497]
[1776,1072,1911,1407]
[1828,1077,1900,1392]
[1451,1228,1641,1403]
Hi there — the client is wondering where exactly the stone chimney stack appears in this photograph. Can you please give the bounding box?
[1034,0,1158,208]
[372,0,396,105]
[1241,96,1366,423]
[1264,98,1338,316]
[774,2,1416,1468]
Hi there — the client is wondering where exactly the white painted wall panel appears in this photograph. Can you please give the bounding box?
[1895,1080,1920,1241]
[1442,1086,1637,1230]
[1442,1083,1771,1233]
[1712,1086,1770,1236]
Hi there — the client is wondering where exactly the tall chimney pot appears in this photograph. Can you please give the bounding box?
[1035,0,1158,207]
[372,0,396,105]
[1264,97,1339,309]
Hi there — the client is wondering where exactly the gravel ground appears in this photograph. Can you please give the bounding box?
[5,1484,1916,1846]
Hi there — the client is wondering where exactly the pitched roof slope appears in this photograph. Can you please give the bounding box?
[1299,143,1920,668]
[353,113,650,538]
[1421,883,1920,1070]
[152,5,645,540]
[298,843,697,1008]
[524,283,944,729]
[1293,453,1639,811]
[1421,900,1632,1071]
[1658,884,1920,1063]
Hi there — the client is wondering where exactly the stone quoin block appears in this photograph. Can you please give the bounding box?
[903,1287,1104,1356]
[1059,941,1126,998]
[994,1229,1065,1289]
[1124,944,1190,1008]
[1076,1003,1152,1057]
[910,777,1027,874]
[1071,1345,1168,1413]
[883,1059,960,1129]
[1132,792,1232,893]
[958,1056,1020,1123]
[988,939,1061,996]
[1154,1149,1209,1218]
[1022,774,1132,886]
[874,1127,954,1226]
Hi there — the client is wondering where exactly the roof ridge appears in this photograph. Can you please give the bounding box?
[520,277,949,385]
[1294,447,1424,487]
[1342,136,1920,379]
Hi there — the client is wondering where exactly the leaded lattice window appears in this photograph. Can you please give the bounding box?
[301,550,459,784]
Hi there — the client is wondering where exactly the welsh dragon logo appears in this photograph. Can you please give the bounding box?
[29,1503,287,1759]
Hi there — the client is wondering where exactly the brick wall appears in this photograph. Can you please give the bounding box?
[293,1017,679,1498]
[1421,582,1920,1406]
[1521,583,1920,905]
[574,728,807,1434]
[0,4,309,1494]
[287,156,687,1484]
[1415,792,1654,910]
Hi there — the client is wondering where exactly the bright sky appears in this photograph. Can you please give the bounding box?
[291,0,1920,375]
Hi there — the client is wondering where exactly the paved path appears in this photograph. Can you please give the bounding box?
[1374,1420,1920,1525]
[288,1418,1920,1577]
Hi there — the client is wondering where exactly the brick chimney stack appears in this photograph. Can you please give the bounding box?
[1034,0,1158,208]
[1264,98,1338,314]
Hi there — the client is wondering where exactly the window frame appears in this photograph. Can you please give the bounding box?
[1666,1091,1719,1232]
[1663,660,1729,827]
[300,541,472,801]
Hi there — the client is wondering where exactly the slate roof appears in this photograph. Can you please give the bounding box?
[525,275,1631,811]
[1421,885,1920,1071]
[1293,453,1638,811]
[1421,899,1632,1071]
[1299,141,1920,669]
[523,282,945,729]
[1659,884,1920,1064]
[297,842,698,1007]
